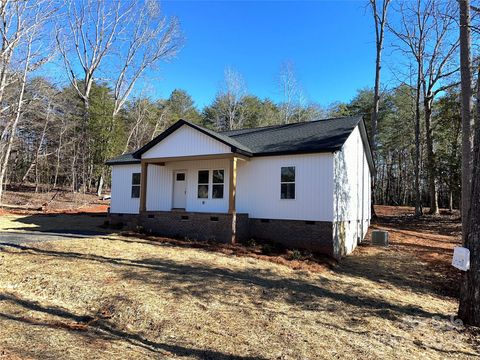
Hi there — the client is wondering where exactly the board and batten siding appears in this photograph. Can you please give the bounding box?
[141,125,231,159]
[146,158,231,213]
[333,126,372,255]
[110,163,141,214]
[236,153,335,221]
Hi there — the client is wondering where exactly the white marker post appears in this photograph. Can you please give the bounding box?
[452,246,470,271]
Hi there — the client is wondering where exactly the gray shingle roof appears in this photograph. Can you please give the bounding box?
[105,152,139,165]
[220,116,363,155]
[106,116,374,172]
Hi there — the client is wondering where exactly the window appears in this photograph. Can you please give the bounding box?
[281,166,295,199]
[212,169,224,199]
[176,173,185,181]
[197,170,209,198]
[131,173,141,198]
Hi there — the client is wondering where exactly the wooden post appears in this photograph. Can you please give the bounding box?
[229,157,237,244]
[228,157,237,214]
[140,161,148,212]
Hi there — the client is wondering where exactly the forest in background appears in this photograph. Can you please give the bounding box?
[0,0,476,213]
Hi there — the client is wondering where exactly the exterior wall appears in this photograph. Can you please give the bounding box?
[333,126,372,257]
[110,164,141,214]
[142,125,231,159]
[146,158,231,213]
[236,153,335,221]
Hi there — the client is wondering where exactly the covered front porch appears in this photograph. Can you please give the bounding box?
[136,153,249,243]
[139,153,249,213]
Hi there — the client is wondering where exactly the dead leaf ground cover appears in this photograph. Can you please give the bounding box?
[0,206,478,359]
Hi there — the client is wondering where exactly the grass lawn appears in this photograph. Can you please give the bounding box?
[0,207,478,359]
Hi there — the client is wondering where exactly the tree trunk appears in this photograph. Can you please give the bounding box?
[96,174,104,197]
[424,96,439,214]
[80,98,90,194]
[369,0,390,219]
[458,0,479,326]
[414,68,423,216]
[459,0,473,237]
[0,41,32,204]
[458,63,480,326]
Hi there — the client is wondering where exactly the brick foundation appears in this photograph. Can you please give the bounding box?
[247,218,334,256]
[109,212,335,256]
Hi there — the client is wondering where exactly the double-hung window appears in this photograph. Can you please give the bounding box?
[197,170,209,199]
[131,173,141,198]
[197,169,225,199]
[280,166,295,199]
[212,170,224,199]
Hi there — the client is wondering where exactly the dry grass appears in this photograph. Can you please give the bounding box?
[0,207,478,359]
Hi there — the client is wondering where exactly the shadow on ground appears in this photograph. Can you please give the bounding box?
[2,213,112,237]
[0,292,262,359]
[0,241,446,323]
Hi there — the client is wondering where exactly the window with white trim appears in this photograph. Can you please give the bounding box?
[212,170,224,199]
[280,166,295,199]
[197,170,209,199]
[131,173,141,198]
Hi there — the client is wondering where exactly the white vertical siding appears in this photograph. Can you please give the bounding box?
[142,125,231,159]
[236,153,335,221]
[146,164,172,211]
[110,164,141,214]
[333,125,372,254]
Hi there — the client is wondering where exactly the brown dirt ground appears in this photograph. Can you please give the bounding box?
[0,185,109,214]
[0,205,478,359]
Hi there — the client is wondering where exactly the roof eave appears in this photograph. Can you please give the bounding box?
[252,148,340,157]
[105,160,141,166]
[357,117,376,175]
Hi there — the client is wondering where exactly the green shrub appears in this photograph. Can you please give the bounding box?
[290,249,303,260]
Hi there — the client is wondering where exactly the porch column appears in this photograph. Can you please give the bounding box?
[229,157,238,244]
[228,157,237,214]
[139,161,148,212]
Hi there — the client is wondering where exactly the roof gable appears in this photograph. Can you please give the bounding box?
[133,120,253,159]
[140,125,230,159]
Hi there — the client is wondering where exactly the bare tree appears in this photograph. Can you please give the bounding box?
[214,67,247,131]
[0,0,56,203]
[369,0,391,150]
[123,98,165,153]
[278,61,303,124]
[389,0,459,215]
[369,0,391,218]
[57,0,182,194]
[56,0,133,191]
[458,0,479,327]
[111,2,181,118]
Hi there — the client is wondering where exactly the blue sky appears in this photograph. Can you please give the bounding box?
[137,0,382,109]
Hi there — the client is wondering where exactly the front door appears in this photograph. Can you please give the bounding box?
[173,171,187,209]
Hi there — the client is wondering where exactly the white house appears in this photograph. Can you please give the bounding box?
[106,116,374,258]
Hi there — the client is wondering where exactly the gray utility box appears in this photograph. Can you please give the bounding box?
[371,230,389,246]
